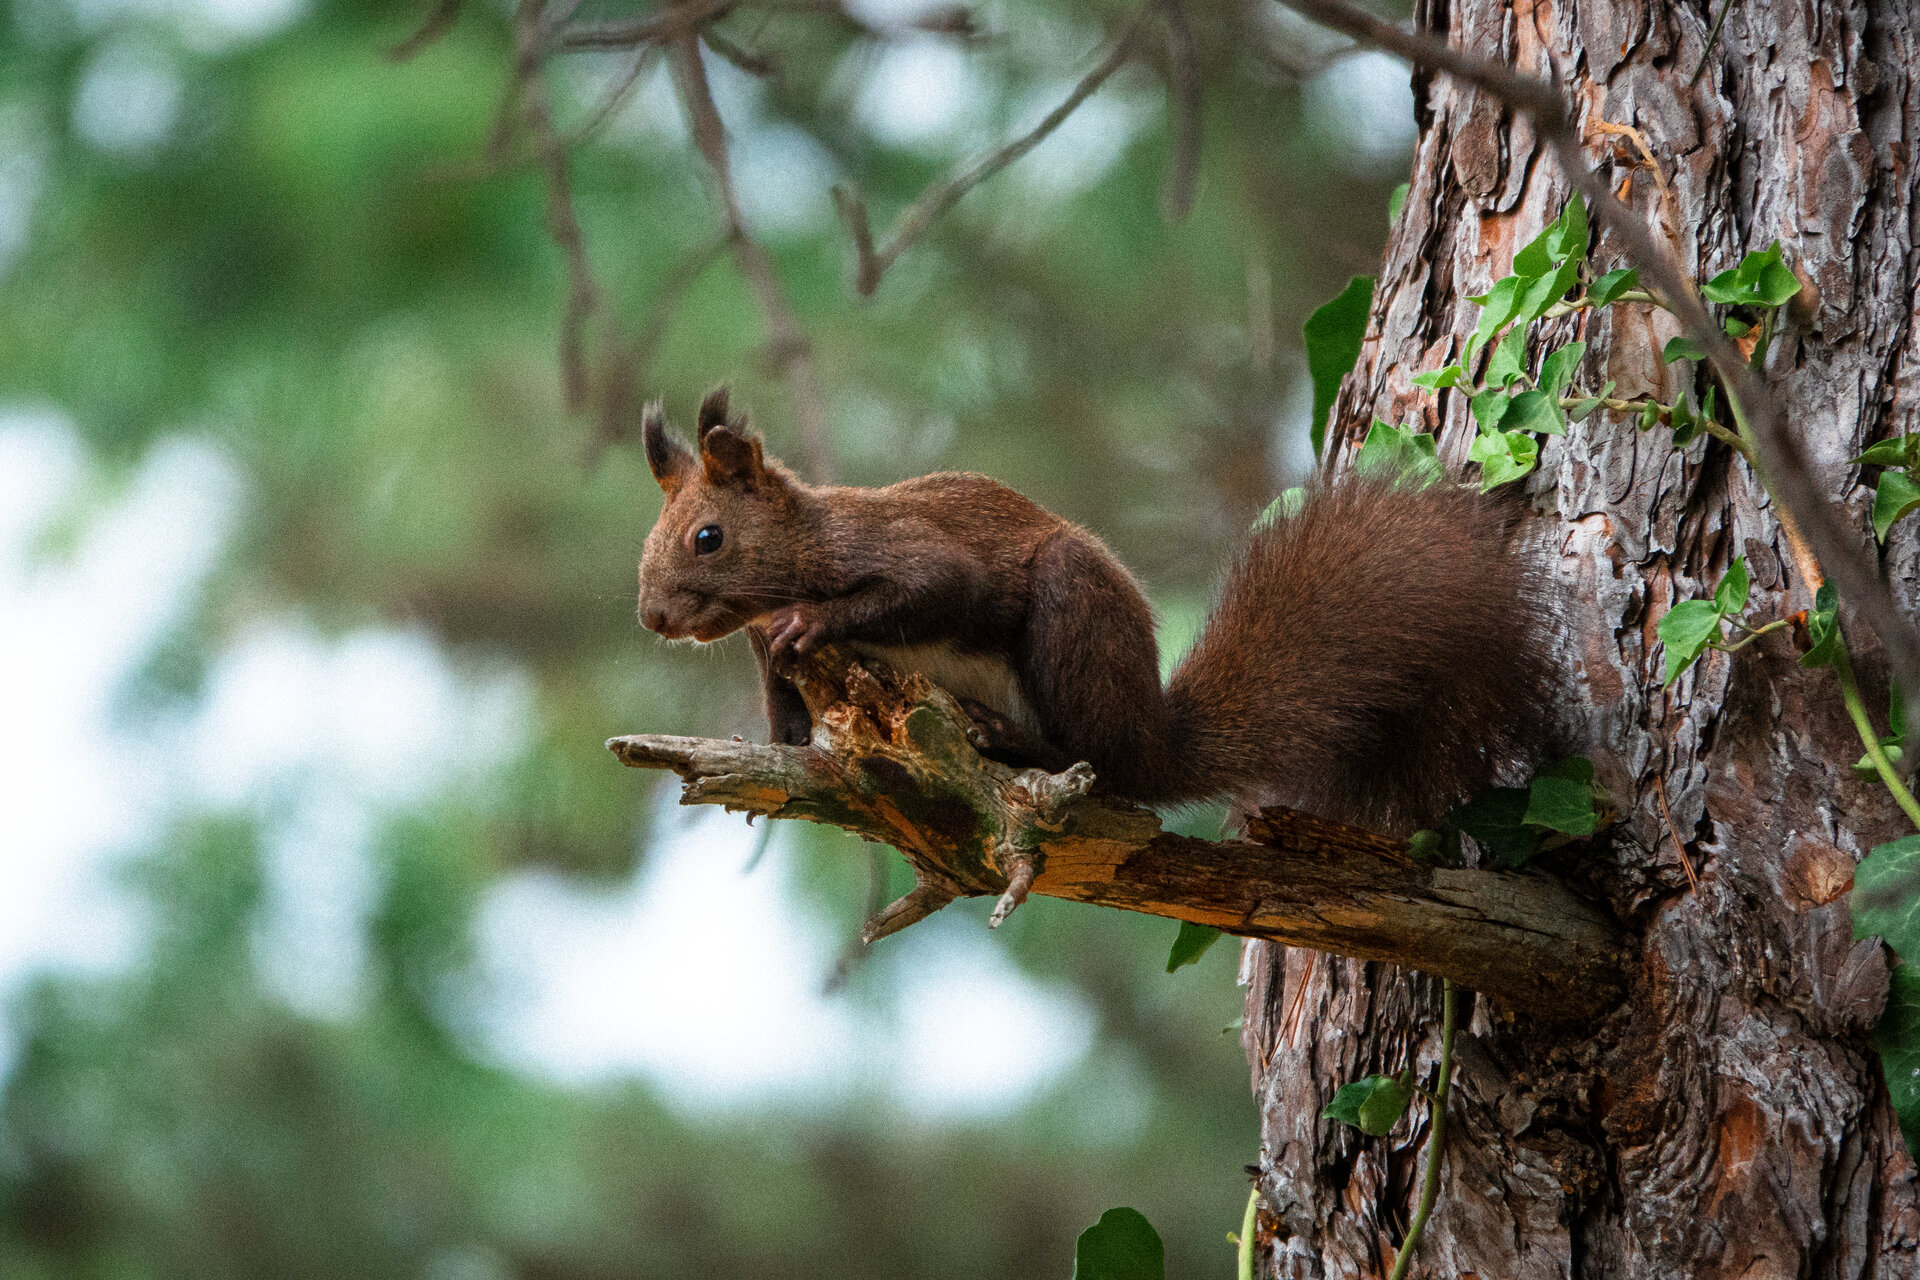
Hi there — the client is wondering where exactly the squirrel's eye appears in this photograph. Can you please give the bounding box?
[694,525,724,555]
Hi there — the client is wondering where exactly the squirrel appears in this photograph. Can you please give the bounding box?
[636,388,1555,834]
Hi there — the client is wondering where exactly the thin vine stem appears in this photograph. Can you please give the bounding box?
[1832,638,1920,828]
[1717,384,1920,829]
[1387,978,1455,1280]
[1237,1184,1258,1280]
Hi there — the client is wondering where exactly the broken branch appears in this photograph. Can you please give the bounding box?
[608,648,1629,1020]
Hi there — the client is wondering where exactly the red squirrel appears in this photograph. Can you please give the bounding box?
[636,388,1554,833]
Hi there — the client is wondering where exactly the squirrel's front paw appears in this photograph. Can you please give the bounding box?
[766,604,827,657]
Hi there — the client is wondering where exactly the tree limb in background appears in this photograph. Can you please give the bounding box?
[607,648,1630,1019]
[1156,0,1201,222]
[591,233,732,462]
[668,31,835,481]
[830,12,1150,297]
[388,0,464,62]
[1274,0,1920,711]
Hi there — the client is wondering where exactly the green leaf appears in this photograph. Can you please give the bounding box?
[1544,197,1589,265]
[1165,921,1223,972]
[1252,486,1308,531]
[1446,787,1541,868]
[1567,379,1615,423]
[1893,683,1907,742]
[1354,421,1442,488]
[1638,399,1662,431]
[1471,387,1510,433]
[1538,341,1587,403]
[1870,963,1920,1157]
[1407,828,1455,866]
[1073,1208,1166,1280]
[1853,436,1920,469]
[1658,598,1724,686]
[1702,242,1801,308]
[1589,267,1639,307]
[1503,389,1564,437]
[1511,227,1554,279]
[1853,741,1904,781]
[1411,364,1465,390]
[1388,183,1409,223]
[1669,393,1700,447]
[1701,385,1718,429]
[1713,556,1751,614]
[1465,276,1523,362]
[1304,276,1375,458]
[1467,429,1538,490]
[1875,470,1920,542]
[1486,325,1529,388]
[1322,1073,1413,1136]
[1536,756,1595,785]
[1724,316,1752,338]
[1518,256,1581,324]
[1801,582,1840,669]
[1523,775,1598,837]
[1855,834,1920,959]
[1663,335,1706,363]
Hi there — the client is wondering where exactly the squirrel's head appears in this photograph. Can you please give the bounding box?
[637,387,803,643]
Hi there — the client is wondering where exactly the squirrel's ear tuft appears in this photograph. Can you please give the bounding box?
[696,385,740,443]
[700,425,768,492]
[643,401,694,494]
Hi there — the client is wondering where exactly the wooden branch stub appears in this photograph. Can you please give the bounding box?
[608,649,1630,1020]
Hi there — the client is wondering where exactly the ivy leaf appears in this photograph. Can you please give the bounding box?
[1871,964,1920,1157]
[1567,379,1616,423]
[1638,399,1662,431]
[1518,256,1582,324]
[1503,389,1563,437]
[1544,197,1589,266]
[1714,556,1751,614]
[1468,429,1539,490]
[1465,276,1523,362]
[1800,582,1840,669]
[1407,828,1460,866]
[1538,341,1587,404]
[1663,335,1706,363]
[1322,1073,1413,1136]
[1874,470,1920,542]
[1512,227,1554,279]
[1524,774,1598,837]
[1670,393,1699,447]
[1165,921,1224,973]
[1701,242,1801,308]
[1486,325,1530,388]
[1588,267,1639,307]
[1659,598,1724,687]
[1725,316,1752,338]
[1854,834,1920,959]
[1073,1208,1166,1280]
[1411,364,1465,391]
[1388,183,1409,223]
[1446,786,1540,868]
[1354,421,1442,488]
[1304,276,1376,458]
[1471,387,1510,433]
[1855,436,1920,469]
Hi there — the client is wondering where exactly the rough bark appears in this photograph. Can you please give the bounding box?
[608,647,1628,1016]
[1243,1,1920,1277]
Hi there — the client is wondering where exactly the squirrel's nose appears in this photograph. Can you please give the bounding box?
[642,608,667,634]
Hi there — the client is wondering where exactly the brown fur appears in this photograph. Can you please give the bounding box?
[637,389,1555,830]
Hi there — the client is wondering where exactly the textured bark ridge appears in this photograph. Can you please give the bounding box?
[1244,0,1920,1276]
[608,647,1628,1017]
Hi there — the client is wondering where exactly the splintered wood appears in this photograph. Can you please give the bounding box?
[609,647,1627,1019]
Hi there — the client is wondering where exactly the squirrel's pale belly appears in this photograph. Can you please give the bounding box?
[848,642,1041,734]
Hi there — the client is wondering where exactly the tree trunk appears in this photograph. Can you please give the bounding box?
[1243,1,1920,1276]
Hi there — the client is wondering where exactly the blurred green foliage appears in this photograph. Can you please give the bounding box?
[0,0,1406,1272]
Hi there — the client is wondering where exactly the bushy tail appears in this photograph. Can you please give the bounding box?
[1163,476,1556,833]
